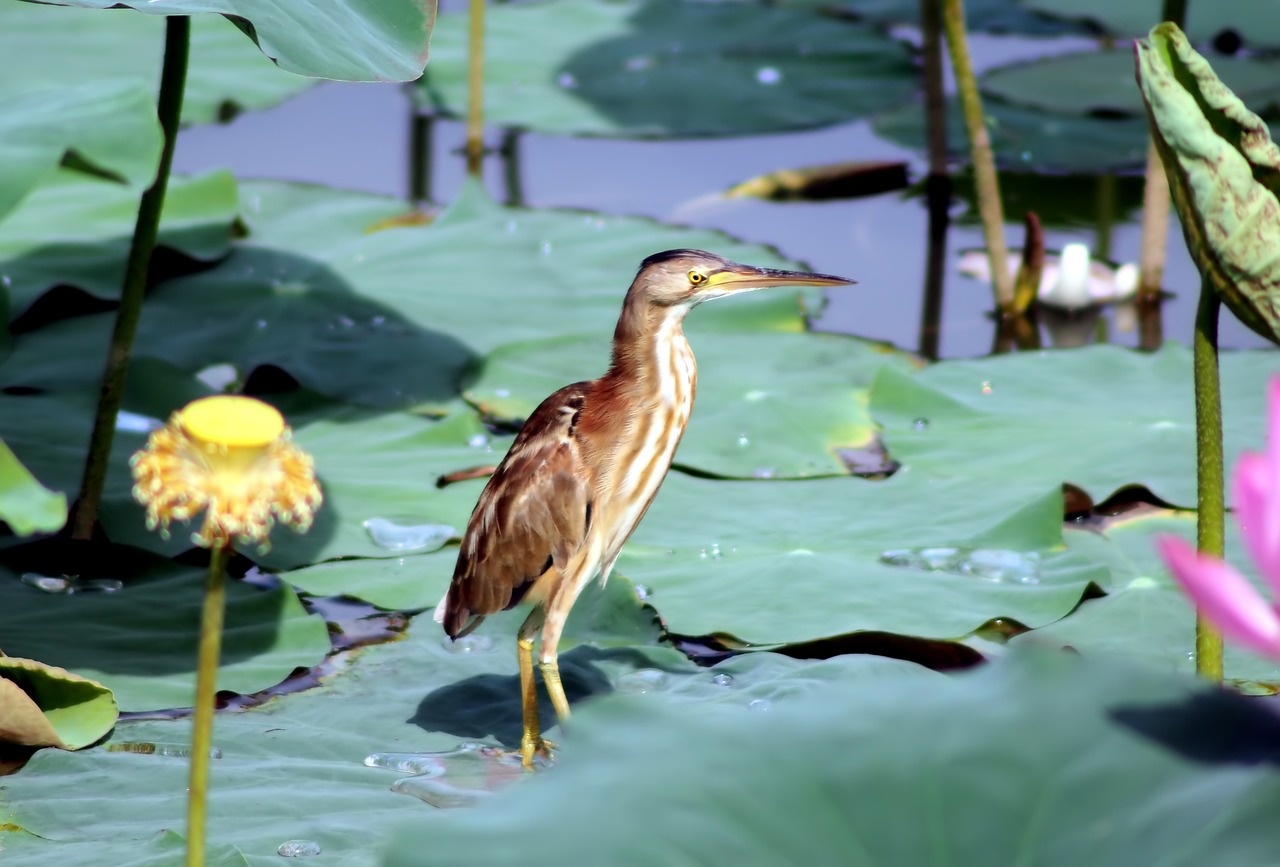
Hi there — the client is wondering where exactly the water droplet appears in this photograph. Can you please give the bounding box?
[981,380,993,395]
[752,467,776,479]
[108,742,222,759]
[541,241,553,255]
[616,669,668,694]
[736,434,750,447]
[1020,150,1033,163]
[635,584,652,600]
[879,547,1040,585]
[699,543,723,561]
[249,195,261,212]
[912,418,929,430]
[468,433,489,449]
[1,275,11,288]
[495,388,511,398]
[363,517,456,552]
[370,744,534,808]
[195,363,239,392]
[20,573,123,594]
[115,410,163,434]
[365,752,447,775]
[624,55,654,72]
[255,319,268,329]
[370,315,387,327]
[712,673,734,687]
[443,634,493,654]
[755,66,782,85]
[557,72,578,89]
[506,220,519,233]
[278,840,322,858]
[748,698,772,712]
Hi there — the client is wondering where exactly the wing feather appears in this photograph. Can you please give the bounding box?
[437,383,593,637]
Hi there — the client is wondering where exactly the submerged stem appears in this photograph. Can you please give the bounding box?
[70,17,189,540]
[186,545,230,867]
[941,0,1012,311]
[1193,282,1224,681]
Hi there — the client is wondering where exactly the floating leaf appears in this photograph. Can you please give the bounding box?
[465,331,918,479]
[0,439,67,537]
[24,0,434,82]
[0,657,118,750]
[414,0,915,138]
[1137,23,1280,345]
[1024,0,1280,51]
[870,344,1275,508]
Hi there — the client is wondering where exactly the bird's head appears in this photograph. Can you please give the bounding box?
[632,249,853,308]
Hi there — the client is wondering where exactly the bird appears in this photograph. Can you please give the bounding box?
[434,249,853,769]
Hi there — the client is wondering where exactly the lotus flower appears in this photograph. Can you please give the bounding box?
[1156,379,1280,657]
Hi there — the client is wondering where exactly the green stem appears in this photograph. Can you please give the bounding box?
[941,0,1012,312]
[465,0,485,176]
[70,16,190,540]
[1193,281,1224,681]
[186,545,230,867]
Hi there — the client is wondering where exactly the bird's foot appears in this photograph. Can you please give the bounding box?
[518,733,557,771]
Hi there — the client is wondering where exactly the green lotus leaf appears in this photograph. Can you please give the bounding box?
[837,0,1089,35]
[1,169,240,322]
[873,94,1153,172]
[1,829,250,866]
[0,4,316,124]
[0,439,66,537]
[0,657,118,750]
[0,585,927,861]
[1023,0,1280,50]
[869,344,1273,508]
[1137,23,1280,345]
[414,0,915,138]
[386,650,1280,866]
[620,469,1102,644]
[984,48,1280,119]
[465,331,918,479]
[0,82,161,225]
[1018,511,1280,691]
[21,0,434,82]
[0,557,330,711]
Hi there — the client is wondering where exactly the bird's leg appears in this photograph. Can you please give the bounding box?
[538,614,572,724]
[517,608,552,770]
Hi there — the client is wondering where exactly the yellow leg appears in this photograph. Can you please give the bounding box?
[517,608,552,770]
[540,657,572,723]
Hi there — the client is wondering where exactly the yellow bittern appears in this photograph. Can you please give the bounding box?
[435,249,852,768]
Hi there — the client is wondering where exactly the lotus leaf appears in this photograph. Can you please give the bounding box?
[0,439,66,537]
[24,0,434,82]
[870,344,1275,508]
[0,4,316,124]
[414,0,915,138]
[1024,0,1280,50]
[0,558,330,711]
[465,331,918,479]
[387,650,1280,866]
[0,657,118,750]
[1137,23,1280,345]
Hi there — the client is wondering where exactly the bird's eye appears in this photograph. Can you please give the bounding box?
[688,271,706,285]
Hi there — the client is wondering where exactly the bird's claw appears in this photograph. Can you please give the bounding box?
[519,734,557,771]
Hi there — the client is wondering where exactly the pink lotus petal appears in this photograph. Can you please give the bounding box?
[1156,535,1280,658]
[1233,452,1280,595]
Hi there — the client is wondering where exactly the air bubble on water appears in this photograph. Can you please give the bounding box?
[635,584,652,600]
[115,410,163,434]
[748,698,772,712]
[363,517,456,552]
[365,752,448,776]
[700,543,723,561]
[468,433,489,448]
[616,669,668,694]
[912,418,929,430]
[277,840,323,858]
[557,73,578,89]
[541,241,553,255]
[755,67,782,85]
[712,673,734,687]
[443,634,493,654]
[736,434,750,447]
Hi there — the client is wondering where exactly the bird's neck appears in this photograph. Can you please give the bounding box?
[605,293,694,396]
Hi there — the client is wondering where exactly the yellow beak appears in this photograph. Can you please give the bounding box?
[704,263,855,291]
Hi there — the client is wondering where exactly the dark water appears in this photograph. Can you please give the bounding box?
[171,34,1270,359]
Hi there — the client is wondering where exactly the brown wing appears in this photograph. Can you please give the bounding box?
[438,382,594,637]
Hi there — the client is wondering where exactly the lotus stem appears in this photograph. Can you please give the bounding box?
[917,0,949,361]
[1136,0,1186,302]
[941,0,1013,312]
[500,128,524,206]
[465,0,485,176]
[70,16,189,540]
[409,111,433,204]
[186,544,230,867]
[1193,280,1224,681]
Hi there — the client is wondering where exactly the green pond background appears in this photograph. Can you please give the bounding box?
[2,0,1280,864]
